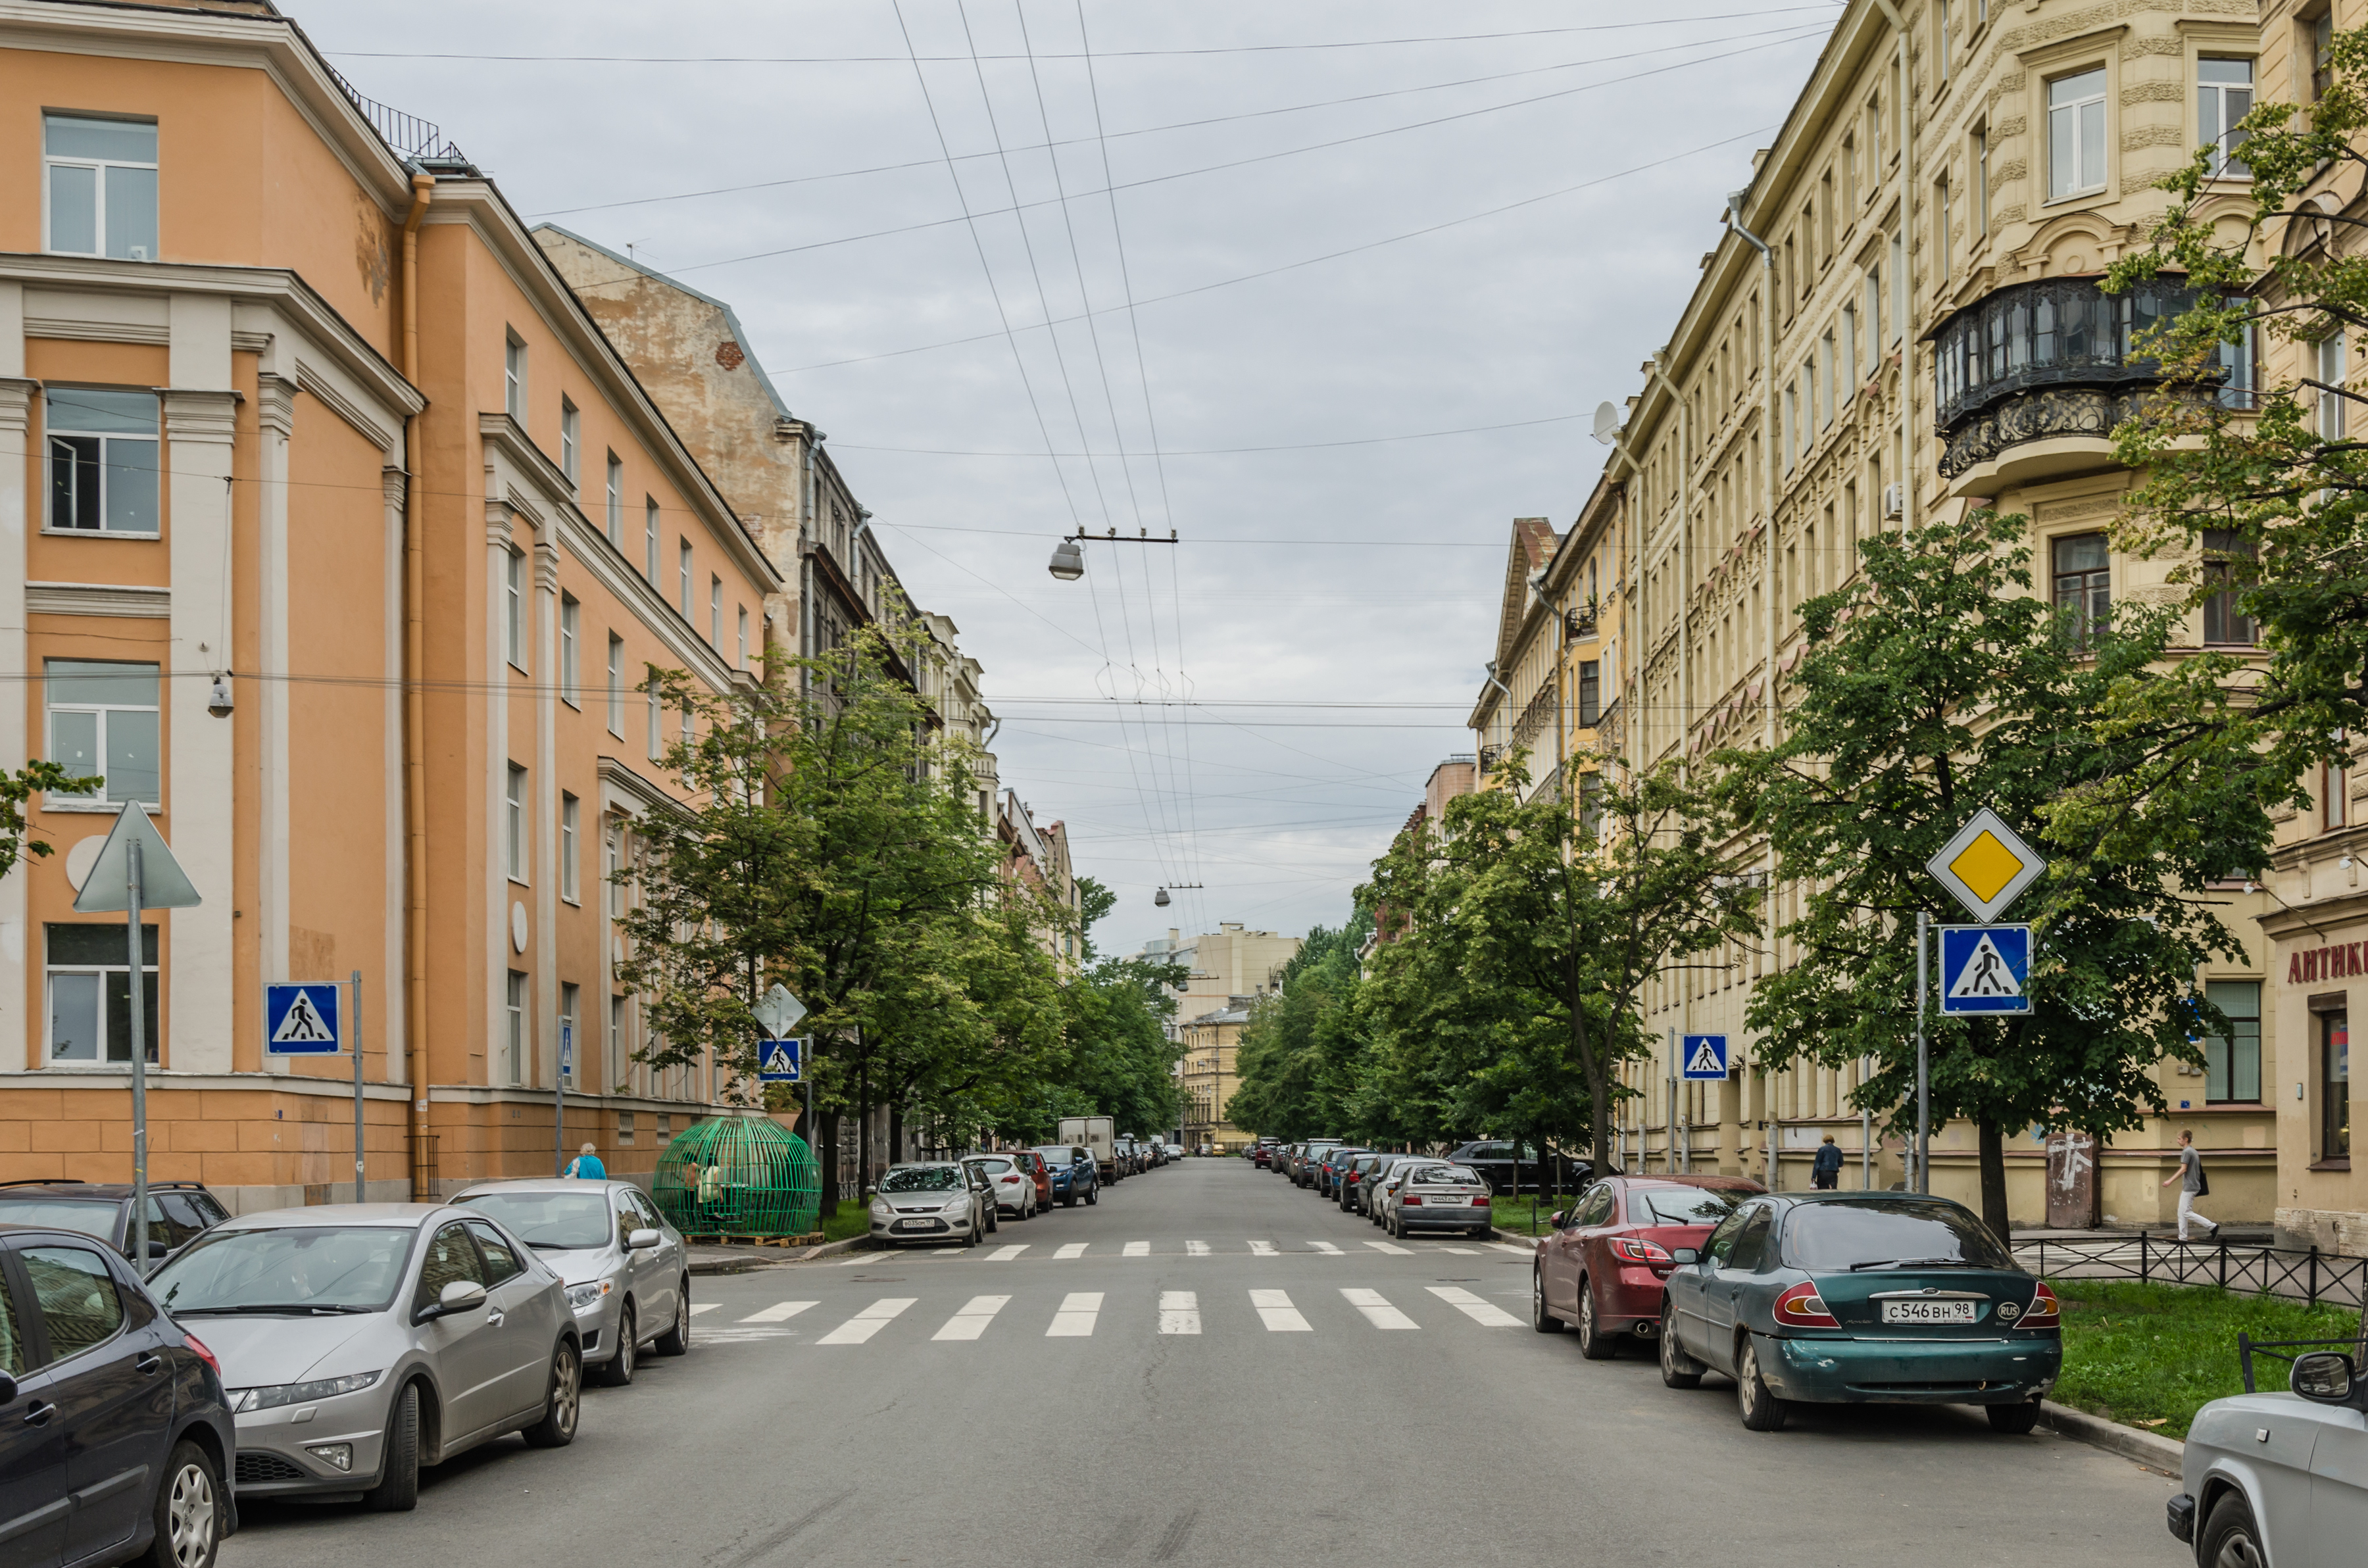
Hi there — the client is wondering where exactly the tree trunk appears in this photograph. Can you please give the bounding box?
[818,1105,841,1219]
[1978,1118,2010,1240]
[856,1058,872,1200]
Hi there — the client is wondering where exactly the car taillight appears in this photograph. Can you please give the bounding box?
[1002,1176,1021,1183]
[1773,1281,1840,1329]
[1402,1195,1423,1206]
[182,1333,220,1375]
[1472,1195,1491,1206]
[1608,1237,1675,1265]
[2022,1281,2061,1327]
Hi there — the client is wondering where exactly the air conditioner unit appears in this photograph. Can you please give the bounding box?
[1881,483,1904,520]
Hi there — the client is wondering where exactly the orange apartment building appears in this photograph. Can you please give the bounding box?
[0,0,781,1208]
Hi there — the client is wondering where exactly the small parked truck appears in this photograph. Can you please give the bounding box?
[1060,1115,1118,1183]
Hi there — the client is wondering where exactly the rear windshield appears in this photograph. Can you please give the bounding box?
[1407,1165,1481,1186]
[969,1158,1014,1175]
[1033,1148,1083,1165]
[1628,1187,1753,1226]
[1784,1200,2017,1272]
[0,1198,116,1242]
[454,1190,612,1249]
[880,1166,961,1193]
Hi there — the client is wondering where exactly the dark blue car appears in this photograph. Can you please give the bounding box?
[1031,1146,1100,1208]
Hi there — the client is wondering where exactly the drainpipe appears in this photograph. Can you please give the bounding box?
[1867,0,1915,537]
[1645,353,1690,784]
[401,170,433,1196]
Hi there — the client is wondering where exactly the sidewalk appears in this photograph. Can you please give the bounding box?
[686,1236,869,1274]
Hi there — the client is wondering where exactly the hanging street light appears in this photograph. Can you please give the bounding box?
[1047,527,1178,582]
[1154,887,1170,907]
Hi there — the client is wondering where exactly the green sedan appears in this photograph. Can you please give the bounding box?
[1657,1192,2061,1433]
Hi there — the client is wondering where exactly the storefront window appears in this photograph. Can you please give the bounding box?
[2323,1010,2350,1162]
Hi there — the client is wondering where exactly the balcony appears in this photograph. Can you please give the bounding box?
[1931,276,2198,481]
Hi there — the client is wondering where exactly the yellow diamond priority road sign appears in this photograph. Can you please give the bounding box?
[1926,807,2046,923]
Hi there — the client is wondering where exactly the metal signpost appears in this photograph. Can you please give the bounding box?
[1680,1035,1726,1176]
[73,803,201,1267]
[267,978,367,1200]
[755,984,810,1135]
[556,1020,574,1178]
[1921,807,2048,1198]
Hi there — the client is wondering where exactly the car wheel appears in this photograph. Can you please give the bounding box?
[1658,1304,1702,1389]
[522,1339,582,1448]
[140,1439,220,1568]
[1735,1336,1788,1431]
[1086,1186,1098,1206]
[1531,1268,1565,1334]
[1576,1279,1617,1360]
[2199,1491,2265,1568]
[654,1284,691,1356]
[362,1382,420,1511]
[595,1304,637,1387]
[1062,1192,1076,1208]
[1986,1397,2042,1435]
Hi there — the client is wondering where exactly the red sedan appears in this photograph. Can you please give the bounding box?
[1531,1175,1764,1358]
[1004,1150,1054,1213]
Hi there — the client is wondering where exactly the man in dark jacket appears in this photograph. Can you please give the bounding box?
[1811,1134,1844,1190]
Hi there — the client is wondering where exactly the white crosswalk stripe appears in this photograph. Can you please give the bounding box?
[739,1300,817,1324]
[1247,1240,1279,1256]
[1250,1288,1311,1332]
[1185,1240,1210,1256]
[932,1294,1010,1341]
[817,1298,916,1344]
[1159,1290,1200,1335]
[690,1303,720,1315]
[985,1244,1028,1262]
[1364,1240,1412,1255]
[1485,1242,1531,1256]
[1308,1241,1343,1255]
[1123,1241,1150,1257]
[1428,1285,1522,1327]
[1437,1246,1478,1255]
[1341,1287,1419,1330]
[1054,1242,1089,1260]
[1047,1292,1102,1336]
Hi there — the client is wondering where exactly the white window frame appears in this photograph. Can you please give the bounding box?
[678,539,694,618]
[737,606,750,670]
[606,633,624,737]
[43,388,160,537]
[2046,66,2109,201]
[645,499,660,580]
[45,660,160,809]
[2199,58,2256,179]
[42,113,157,261]
[504,548,526,672]
[505,763,528,883]
[44,921,158,1066]
[560,398,580,483]
[559,594,580,706]
[504,333,527,421]
[647,687,662,760]
[605,820,625,919]
[505,970,527,1085]
[2321,335,2348,440]
[710,575,723,645]
[1841,303,1859,403]
[560,792,581,904]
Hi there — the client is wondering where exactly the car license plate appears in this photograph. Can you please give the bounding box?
[1881,1300,1977,1324]
[896,1218,936,1231]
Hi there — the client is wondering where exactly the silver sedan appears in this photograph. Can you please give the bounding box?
[868,1164,991,1246]
[453,1179,690,1388]
[145,1203,581,1511]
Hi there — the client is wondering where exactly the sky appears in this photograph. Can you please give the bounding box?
[303,0,1842,958]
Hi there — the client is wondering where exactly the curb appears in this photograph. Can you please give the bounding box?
[2039,1400,2184,1472]
[689,1233,873,1275]
[1493,1228,1540,1248]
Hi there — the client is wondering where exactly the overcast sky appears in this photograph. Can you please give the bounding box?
[307,0,1840,958]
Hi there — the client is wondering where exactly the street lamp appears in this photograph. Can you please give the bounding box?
[1047,527,1177,582]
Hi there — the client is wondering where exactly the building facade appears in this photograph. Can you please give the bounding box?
[1179,996,1253,1153]
[1133,923,1302,1041]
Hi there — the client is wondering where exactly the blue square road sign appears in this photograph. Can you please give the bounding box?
[1681,1034,1729,1080]
[265,983,342,1055]
[1938,924,2033,1016]
[759,1038,803,1083]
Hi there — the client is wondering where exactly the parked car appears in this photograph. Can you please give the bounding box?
[1165,1144,1187,1161]
[1004,1150,1054,1212]
[1656,1192,2061,1433]
[1292,1142,1343,1187]
[1532,1175,1762,1356]
[1444,1141,1594,1196]
[0,1178,234,1269]
[1380,1162,1493,1237]
[870,1163,993,1246]
[1356,1154,1423,1218]
[2171,1339,2368,1565]
[1316,1147,1371,1200]
[1252,1140,1278,1169]
[0,1219,239,1567]
[1032,1146,1099,1208]
[145,1202,580,1510]
[1339,1152,1394,1213]
[962,1154,1039,1220]
[452,1179,688,1388]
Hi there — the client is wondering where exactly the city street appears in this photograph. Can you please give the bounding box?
[226,1162,2183,1568]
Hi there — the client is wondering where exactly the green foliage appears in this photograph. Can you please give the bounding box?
[2052,1279,2359,1440]
[0,762,97,880]
[1227,922,1368,1140]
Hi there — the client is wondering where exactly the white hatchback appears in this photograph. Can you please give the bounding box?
[2171,1341,2368,1565]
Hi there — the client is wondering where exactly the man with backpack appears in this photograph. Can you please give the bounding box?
[2159,1129,2217,1240]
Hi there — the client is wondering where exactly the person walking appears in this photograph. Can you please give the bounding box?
[563,1142,606,1180]
[2159,1130,2217,1240]
[1812,1133,1844,1190]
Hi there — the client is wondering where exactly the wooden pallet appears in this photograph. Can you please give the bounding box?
[687,1232,824,1248]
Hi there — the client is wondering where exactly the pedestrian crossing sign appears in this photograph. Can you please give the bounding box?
[265,982,342,1054]
[1681,1033,1729,1080]
[1939,924,2033,1015]
[759,1038,803,1083]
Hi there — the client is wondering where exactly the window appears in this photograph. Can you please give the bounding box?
[2053,533,2110,648]
[1577,660,1600,727]
[43,114,156,261]
[46,922,157,1064]
[2219,306,2259,410]
[2322,1008,2349,1162]
[560,983,580,1085]
[504,334,526,420]
[1889,232,1904,343]
[46,660,159,806]
[1975,126,1990,235]
[560,399,580,483]
[22,1247,122,1361]
[605,821,624,918]
[2314,10,2336,101]
[1805,358,1820,439]
[2320,335,2348,440]
[738,605,750,670]
[559,595,580,704]
[2199,59,2254,178]
[1936,176,1952,278]
[2202,529,2257,645]
[505,764,528,882]
[560,793,580,902]
[504,548,525,671]
[647,687,662,760]
[462,1220,524,1285]
[505,971,527,1085]
[679,539,694,618]
[645,499,660,580]
[1783,382,1797,472]
[606,633,624,736]
[610,995,628,1092]
[710,575,724,645]
[2325,745,2349,831]
[1841,304,1858,401]
[45,389,159,535]
[1864,267,1883,368]
[1819,331,1835,425]
[2204,979,2261,1104]
[2047,68,2108,200]
[605,454,622,544]
[412,1224,484,1317]
[1937,0,1950,83]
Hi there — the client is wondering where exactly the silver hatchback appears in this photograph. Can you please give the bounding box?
[453,1179,689,1388]
[145,1203,581,1511]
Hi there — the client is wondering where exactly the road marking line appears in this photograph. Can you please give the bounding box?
[1308,1241,1343,1255]
[1364,1240,1412,1255]
[1123,1241,1150,1257]
[1485,1242,1532,1256]
[985,1244,1029,1262]
[1428,1285,1522,1327]
[1047,1291,1103,1336]
[1341,1287,1420,1330]
[1185,1240,1210,1256]
[1437,1246,1478,1255]
[1159,1290,1200,1335]
[1250,1288,1312,1332]
[690,1303,721,1315]
[738,1300,818,1323]
[931,1294,1011,1341]
[1247,1240,1279,1256]
[1054,1242,1089,1260]
[816,1297,916,1344]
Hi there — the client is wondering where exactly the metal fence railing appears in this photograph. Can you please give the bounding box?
[2013,1233,2368,1311]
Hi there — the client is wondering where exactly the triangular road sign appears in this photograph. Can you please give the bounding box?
[71,803,201,913]
[1685,1039,1723,1074]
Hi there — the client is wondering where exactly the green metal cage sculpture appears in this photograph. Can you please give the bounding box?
[651,1116,820,1240]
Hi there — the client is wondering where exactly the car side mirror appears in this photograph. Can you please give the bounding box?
[0,1370,16,1406]
[147,1239,172,1259]
[1548,1211,1568,1231]
[1671,1248,1700,1265]
[627,1228,661,1251]
[2293,1352,2359,1405]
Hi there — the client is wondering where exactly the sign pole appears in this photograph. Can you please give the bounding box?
[128,837,147,1266]
[555,1020,566,1177]
[352,969,366,1204]
[1861,1056,1873,1190]
[1915,910,1931,1195]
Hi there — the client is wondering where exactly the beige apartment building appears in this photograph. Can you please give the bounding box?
[1135,923,1302,1039]
[1179,995,1253,1153]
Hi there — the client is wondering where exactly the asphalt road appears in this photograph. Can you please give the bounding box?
[225,1160,2185,1568]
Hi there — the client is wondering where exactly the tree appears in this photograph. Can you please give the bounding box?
[1226,920,1368,1142]
[1051,879,1187,1142]
[1714,511,2264,1235]
[0,763,97,879]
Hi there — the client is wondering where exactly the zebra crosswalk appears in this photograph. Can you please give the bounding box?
[928,1238,1526,1260]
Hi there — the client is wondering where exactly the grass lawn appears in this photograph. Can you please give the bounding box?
[2049,1279,2361,1440]
[818,1205,872,1244]
[1477,1194,1586,1237]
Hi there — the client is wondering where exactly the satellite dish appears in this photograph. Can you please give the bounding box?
[1591,402,1622,447]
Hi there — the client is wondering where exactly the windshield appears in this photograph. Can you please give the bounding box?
[1408,1165,1481,1186]
[0,1198,117,1241]
[1785,1200,2017,1272]
[1629,1187,1754,1226]
[880,1166,961,1193]
[1033,1147,1081,1165]
[149,1225,416,1314]
[455,1191,612,1249]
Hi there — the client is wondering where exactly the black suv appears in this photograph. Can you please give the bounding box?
[0,1221,238,1567]
[0,1182,232,1267]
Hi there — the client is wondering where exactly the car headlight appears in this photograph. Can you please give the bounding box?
[232,1369,382,1413]
[941,1196,972,1214]
[566,1280,614,1313]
